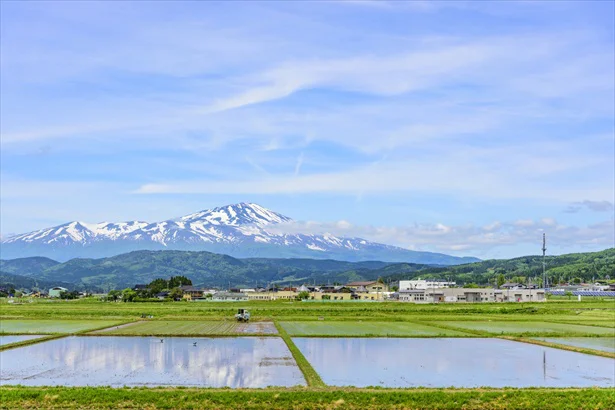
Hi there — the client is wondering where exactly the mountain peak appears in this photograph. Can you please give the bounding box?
[179,202,292,226]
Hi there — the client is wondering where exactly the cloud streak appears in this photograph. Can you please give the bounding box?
[265,218,615,255]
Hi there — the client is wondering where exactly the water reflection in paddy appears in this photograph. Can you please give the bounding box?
[0,336,305,387]
[0,335,45,346]
[294,338,615,388]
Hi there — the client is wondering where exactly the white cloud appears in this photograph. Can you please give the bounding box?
[265,218,615,254]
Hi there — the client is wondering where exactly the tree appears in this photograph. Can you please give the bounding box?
[463,283,480,288]
[497,274,506,289]
[14,290,23,298]
[60,290,79,300]
[296,291,310,300]
[122,288,137,302]
[168,276,192,288]
[564,290,573,300]
[147,278,168,294]
[107,290,121,302]
[572,277,582,284]
[169,287,183,301]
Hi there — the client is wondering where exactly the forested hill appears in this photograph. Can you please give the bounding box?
[1,248,612,292]
[0,250,432,291]
[381,248,615,285]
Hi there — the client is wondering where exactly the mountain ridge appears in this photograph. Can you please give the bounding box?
[0,202,479,265]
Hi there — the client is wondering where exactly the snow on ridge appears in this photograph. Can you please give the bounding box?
[1,202,403,256]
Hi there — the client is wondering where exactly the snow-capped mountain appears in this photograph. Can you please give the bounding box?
[0,203,479,264]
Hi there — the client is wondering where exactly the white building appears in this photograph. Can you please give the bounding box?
[398,287,545,303]
[49,286,68,298]
[399,279,456,291]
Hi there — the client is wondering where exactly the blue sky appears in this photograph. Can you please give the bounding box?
[1,0,613,259]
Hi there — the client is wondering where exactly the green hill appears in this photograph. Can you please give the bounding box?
[381,248,615,285]
[1,248,612,292]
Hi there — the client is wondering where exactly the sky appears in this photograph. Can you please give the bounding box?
[1,0,614,259]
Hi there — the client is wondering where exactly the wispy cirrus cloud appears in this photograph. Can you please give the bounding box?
[1,1,613,258]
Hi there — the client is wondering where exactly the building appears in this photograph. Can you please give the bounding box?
[398,279,456,290]
[179,285,203,300]
[246,290,297,301]
[398,287,546,303]
[49,287,68,298]
[212,292,248,301]
[496,289,546,302]
[346,281,389,293]
[500,283,526,290]
[155,291,169,300]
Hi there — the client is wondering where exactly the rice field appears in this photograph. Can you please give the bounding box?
[280,321,470,336]
[95,320,278,336]
[530,337,615,353]
[440,321,615,336]
[0,320,122,334]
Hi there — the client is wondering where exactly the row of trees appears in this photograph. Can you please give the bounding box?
[107,276,193,302]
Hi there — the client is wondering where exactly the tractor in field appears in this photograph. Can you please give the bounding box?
[235,308,250,322]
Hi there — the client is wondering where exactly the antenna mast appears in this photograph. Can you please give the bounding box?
[542,233,547,289]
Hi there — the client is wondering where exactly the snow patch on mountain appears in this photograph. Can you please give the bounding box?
[1,202,480,264]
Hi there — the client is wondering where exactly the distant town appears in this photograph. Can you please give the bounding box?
[5,278,615,304]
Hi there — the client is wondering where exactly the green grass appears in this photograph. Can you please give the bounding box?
[2,298,614,322]
[0,319,122,335]
[274,322,325,387]
[92,320,277,336]
[280,321,470,336]
[529,337,615,354]
[439,321,615,336]
[0,334,67,352]
[1,387,613,409]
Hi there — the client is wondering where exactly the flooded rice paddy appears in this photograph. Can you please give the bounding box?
[531,337,615,353]
[293,338,615,388]
[0,335,45,346]
[0,336,305,388]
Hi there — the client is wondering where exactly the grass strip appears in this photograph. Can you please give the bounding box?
[1,386,613,409]
[501,336,615,359]
[75,320,136,335]
[80,332,278,338]
[0,334,67,352]
[274,322,325,388]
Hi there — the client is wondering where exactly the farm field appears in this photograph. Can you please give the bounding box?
[93,320,277,336]
[2,298,614,322]
[2,386,614,410]
[280,321,470,336]
[530,337,615,353]
[440,321,615,336]
[546,320,615,328]
[0,299,614,408]
[0,319,122,334]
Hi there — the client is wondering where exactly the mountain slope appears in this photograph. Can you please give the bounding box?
[0,257,61,277]
[0,271,75,292]
[1,203,479,265]
[381,248,615,285]
[2,250,434,291]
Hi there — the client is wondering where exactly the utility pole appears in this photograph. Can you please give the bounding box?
[542,233,547,290]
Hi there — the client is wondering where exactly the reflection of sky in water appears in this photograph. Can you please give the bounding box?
[0,336,305,387]
[293,338,615,388]
[532,337,615,354]
[0,335,45,346]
